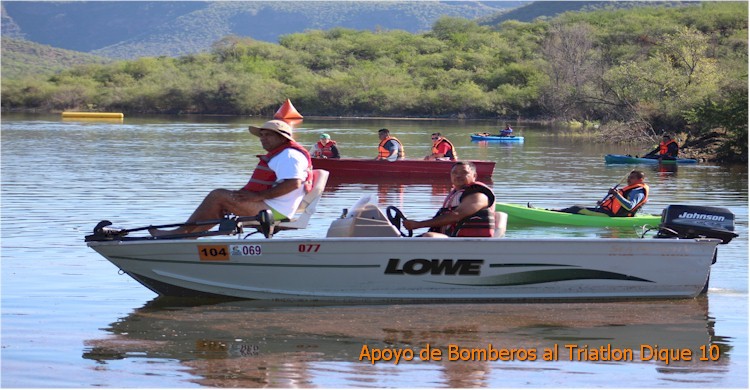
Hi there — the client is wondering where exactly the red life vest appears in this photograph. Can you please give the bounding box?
[431,138,457,160]
[659,139,678,156]
[599,183,650,217]
[377,136,405,160]
[430,182,495,237]
[241,141,312,193]
[313,140,337,158]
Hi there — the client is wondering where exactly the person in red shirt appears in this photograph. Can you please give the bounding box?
[424,133,457,161]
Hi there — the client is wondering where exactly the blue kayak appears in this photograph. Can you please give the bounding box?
[605,154,698,165]
[470,134,524,142]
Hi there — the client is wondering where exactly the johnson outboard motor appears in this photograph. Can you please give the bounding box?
[657,205,738,244]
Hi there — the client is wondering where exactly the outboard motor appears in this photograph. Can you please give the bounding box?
[657,205,738,244]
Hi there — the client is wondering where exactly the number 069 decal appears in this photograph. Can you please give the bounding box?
[230,245,262,256]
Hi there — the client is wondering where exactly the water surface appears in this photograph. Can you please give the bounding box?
[2,114,747,387]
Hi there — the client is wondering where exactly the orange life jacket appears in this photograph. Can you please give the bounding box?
[599,183,650,217]
[431,138,457,160]
[377,136,405,160]
[313,140,337,158]
[659,139,678,157]
[430,182,495,237]
[241,141,312,193]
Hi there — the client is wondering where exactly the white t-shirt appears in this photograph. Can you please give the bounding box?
[263,148,309,218]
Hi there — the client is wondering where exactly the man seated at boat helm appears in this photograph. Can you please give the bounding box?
[555,170,649,217]
[643,133,679,160]
[375,128,404,162]
[148,120,312,237]
[423,132,458,161]
[309,133,340,159]
[403,161,496,237]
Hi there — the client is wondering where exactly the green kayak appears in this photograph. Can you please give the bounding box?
[496,203,662,228]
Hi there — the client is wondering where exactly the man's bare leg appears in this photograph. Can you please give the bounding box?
[149,189,268,237]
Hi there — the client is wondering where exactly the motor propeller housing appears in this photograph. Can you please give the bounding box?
[657,205,738,244]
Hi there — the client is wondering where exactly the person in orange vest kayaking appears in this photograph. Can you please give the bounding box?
[643,134,679,160]
[376,128,405,162]
[554,170,649,217]
[309,133,340,159]
[423,132,458,161]
[403,161,496,237]
[499,123,513,137]
[149,120,312,237]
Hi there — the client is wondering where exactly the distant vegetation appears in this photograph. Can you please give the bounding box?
[1,38,112,80]
[2,3,747,161]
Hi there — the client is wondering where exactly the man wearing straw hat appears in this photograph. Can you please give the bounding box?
[149,120,312,237]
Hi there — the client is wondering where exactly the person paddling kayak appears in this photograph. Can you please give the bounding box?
[554,170,649,217]
[643,134,679,160]
[499,123,513,137]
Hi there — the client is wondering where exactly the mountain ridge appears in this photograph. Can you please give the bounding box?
[3,1,527,59]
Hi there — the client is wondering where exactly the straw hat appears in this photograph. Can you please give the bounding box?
[248,120,294,141]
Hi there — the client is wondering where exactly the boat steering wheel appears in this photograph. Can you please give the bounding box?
[386,206,413,237]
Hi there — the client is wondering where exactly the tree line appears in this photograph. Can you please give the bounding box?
[2,2,746,160]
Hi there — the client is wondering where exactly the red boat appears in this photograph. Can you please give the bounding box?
[311,158,495,179]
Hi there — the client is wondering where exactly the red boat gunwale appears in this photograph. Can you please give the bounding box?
[311,158,495,179]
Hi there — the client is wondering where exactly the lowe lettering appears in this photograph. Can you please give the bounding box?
[678,212,725,221]
[385,258,483,275]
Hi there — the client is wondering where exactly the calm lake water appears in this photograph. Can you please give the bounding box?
[1,113,747,388]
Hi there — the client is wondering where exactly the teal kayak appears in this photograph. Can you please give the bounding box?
[470,134,524,142]
[605,154,698,164]
[496,202,662,228]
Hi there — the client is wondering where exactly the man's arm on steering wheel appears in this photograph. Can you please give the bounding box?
[403,192,489,230]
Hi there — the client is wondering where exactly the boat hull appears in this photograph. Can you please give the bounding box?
[470,134,524,142]
[311,158,495,179]
[605,154,698,164]
[88,237,718,301]
[496,203,662,227]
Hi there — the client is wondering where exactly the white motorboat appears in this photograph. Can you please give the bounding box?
[85,176,737,302]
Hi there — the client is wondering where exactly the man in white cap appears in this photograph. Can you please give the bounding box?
[149,120,312,237]
[309,133,340,159]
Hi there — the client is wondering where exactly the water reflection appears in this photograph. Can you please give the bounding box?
[325,176,464,198]
[83,298,729,388]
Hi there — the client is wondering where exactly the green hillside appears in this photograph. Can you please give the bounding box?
[1,37,112,79]
[3,1,523,59]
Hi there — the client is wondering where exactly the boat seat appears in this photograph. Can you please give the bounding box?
[241,169,329,235]
[326,202,401,238]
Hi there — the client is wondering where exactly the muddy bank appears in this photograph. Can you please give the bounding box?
[680,130,747,164]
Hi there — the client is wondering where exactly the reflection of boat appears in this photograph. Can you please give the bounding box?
[470,134,524,142]
[311,157,495,179]
[496,202,662,227]
[324,175,455,199]
[82,297,723,387]
[85,196,726,301]
[605,154,698,164]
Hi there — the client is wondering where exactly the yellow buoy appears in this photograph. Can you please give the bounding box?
[62,112,124,119]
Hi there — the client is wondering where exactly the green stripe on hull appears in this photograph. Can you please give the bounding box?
[433,268,654,286]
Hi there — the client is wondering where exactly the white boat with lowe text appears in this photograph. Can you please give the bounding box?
[85,170,737,302]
